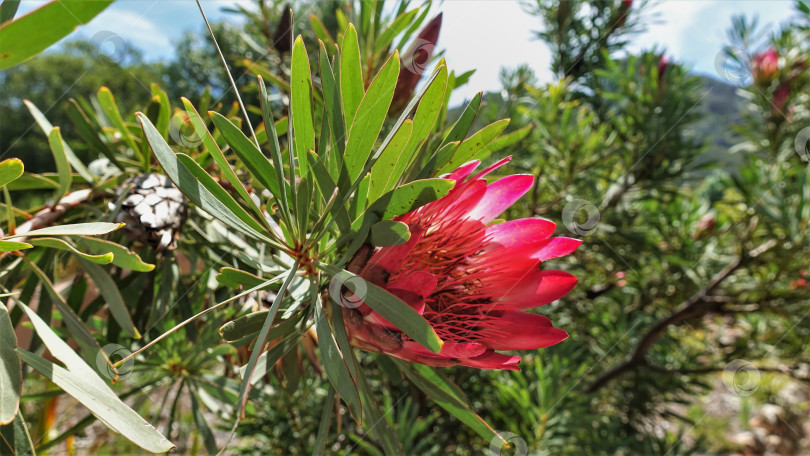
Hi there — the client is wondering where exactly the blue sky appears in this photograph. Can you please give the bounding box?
[16,0,799,103]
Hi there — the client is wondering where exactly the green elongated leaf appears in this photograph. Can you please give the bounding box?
[409,363,467,402]
[209,112,282,200]
[0,0,113,70]
[438,119,510,174]
[319,41,346,158]
[439,92,483,148]
[397,360,500,444]
[0,408,34,456]
[0,240,31,252]
[15,302,174,453]
[46,127,71,202]
[404,65,448,156]
[176,153,269,236]
[0,302,21,425]
[242,59,291,92]
[306,151,351,235]
[294,176,311,238]
[310,14,336,51]
[9,222,123,238]
[28,237,113,264]
[216,267,267,289]
[22,259,101,357]
[189,389,217,454]
[150,84,171,139]
[182,99,266,227]
[237,264,300,414]
[368,120,413,201]
[137,113,277,245]
[5,173,58,190]
[257,77,291,226]
[0,0,21,24]
[374,9,419,55]
[319,264,443,353]
[367,178,454,220]
[78,237,154,272]
[343,52,400,184]
[78,259,140,339]
[291,36,315,178]
[23,100,93,182]
[65,99,123,170]
[485,124,533,153]
[370,220,411,246]
[311,384,334,456]
[97,87,144,166]
[314,302,363,421]
[340,24,364,126]
[220,310,289,344]
[238,330,300,385]
[0,158,23,188]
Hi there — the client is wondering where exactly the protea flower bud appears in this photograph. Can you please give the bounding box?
[772,84,790,115]
[391,13,442,113]
[657,55,669,81]
[272,6,292,54]
[340,157,579,370]
[751,48,779,86]
[615,0,632,27]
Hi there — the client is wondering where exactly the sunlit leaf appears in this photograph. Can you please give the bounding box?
[78,237,155,272]
[340,24,364,126]
[291,36,315,178]
[343,51,400,184]
[8,222,123,238]
[15,302,174,453]
[0,0,113,70]
[28,237,113,264]
[0,158,23,188]
[0,302,21,425]
[370,220,411,246]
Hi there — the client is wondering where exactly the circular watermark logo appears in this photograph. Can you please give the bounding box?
[403,38,435,75]
[714,47,752,85]
[562,198,600,236]
[91,31,128,66]
[722,359,760,396]
[328,271,367,309]
[489,431,528,456]
[169,111,203,148]
[96,343,135,382]
[794,126,810,162]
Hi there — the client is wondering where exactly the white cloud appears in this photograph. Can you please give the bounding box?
[437,0,553,105]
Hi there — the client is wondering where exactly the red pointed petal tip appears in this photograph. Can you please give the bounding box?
[495,270,578,309]
[479,311,568,350]
[531,237,582,261]
[485,218,557,248]
[466,174,534,223]
[460,351,521,371]
[443,160,480,182]
[470,155,512,181]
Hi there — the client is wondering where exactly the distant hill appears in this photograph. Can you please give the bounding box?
[689,74,750,173]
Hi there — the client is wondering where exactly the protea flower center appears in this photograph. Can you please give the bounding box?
[342,157,581,370]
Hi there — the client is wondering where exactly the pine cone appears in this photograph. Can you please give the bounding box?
[114,173,188,250]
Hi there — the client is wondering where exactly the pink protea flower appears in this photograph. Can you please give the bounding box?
[342,157,580,370]
[752,48,779,86]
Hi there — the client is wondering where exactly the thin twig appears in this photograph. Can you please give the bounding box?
[587,240,777,392]
[194,0,259,149]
